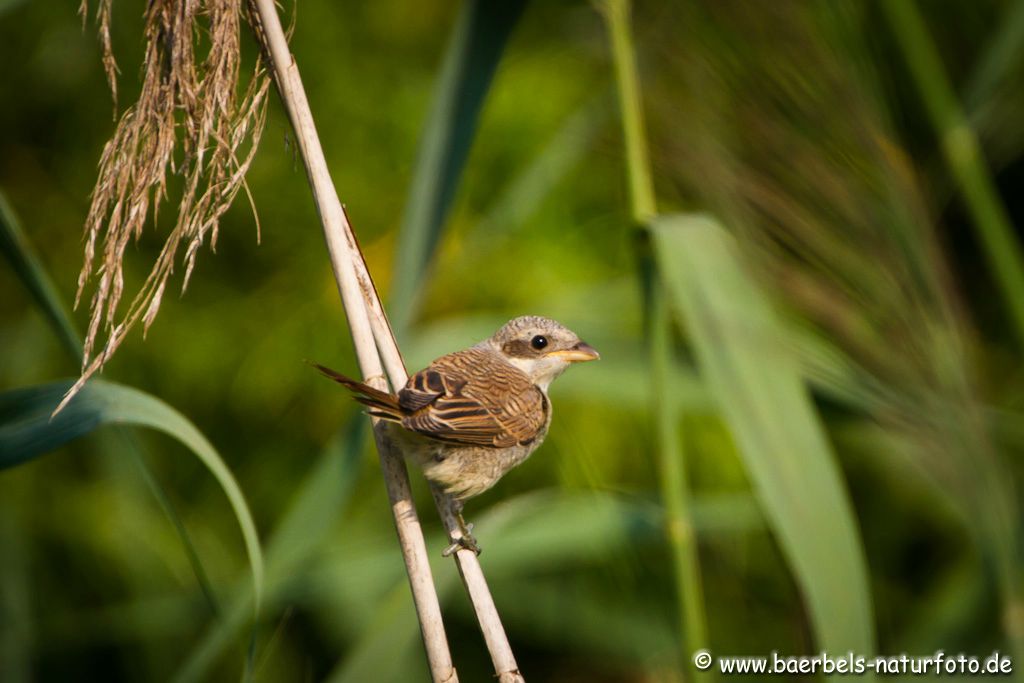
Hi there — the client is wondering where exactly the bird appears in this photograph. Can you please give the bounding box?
[314,315,599,554]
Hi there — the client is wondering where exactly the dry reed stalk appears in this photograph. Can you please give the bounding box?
[244,3,457,681]
[247,2,523,679]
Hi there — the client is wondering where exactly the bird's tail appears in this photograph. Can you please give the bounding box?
[311,363,404,422]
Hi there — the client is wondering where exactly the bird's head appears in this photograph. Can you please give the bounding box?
[484,315,599,390]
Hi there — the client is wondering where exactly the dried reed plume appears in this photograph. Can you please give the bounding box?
[61,0,270,412]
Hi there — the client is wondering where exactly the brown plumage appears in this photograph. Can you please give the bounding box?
[315,316,598,504]
[316,348,548,449]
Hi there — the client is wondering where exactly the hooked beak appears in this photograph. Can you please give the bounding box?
[548,341,600,363]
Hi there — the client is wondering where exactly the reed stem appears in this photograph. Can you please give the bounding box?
[248,2,523,680]
[247,2,456,680]
[600,0,711,674]
[883,0,1024,347]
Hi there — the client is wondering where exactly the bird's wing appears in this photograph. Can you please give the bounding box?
[398,348,548,448]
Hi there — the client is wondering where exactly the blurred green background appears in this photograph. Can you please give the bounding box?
[3,0,1024,680]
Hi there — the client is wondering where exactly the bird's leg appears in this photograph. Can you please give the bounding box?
[442,498,481,556]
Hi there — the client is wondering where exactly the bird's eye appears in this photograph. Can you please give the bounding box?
[530,335,548,350]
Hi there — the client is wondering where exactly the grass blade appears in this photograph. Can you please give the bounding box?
[460,94,608,257]
[0,189,82,360]
[490,579,676,671]
[325,490,761,682]
[1,187,220,614]
[0,380,264,614]
[325,492,659,683]
[389,0,527,331]
[652,214,876,662]
[966,0,1024,111]
[881,0,1024,346]
[173,417,366,683]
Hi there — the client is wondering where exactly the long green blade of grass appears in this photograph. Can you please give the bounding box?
[461,93,608,256]
[327,491,753,683]
[172,417,366,683]
[881,0,1024,346]
[389,0,527,331]
[0,189,82,360]
[0,380,264,614]
[491,579,677,672]
[0,0,25,15]
[652,214,876,665]
[323,491,765,683]
[966,0,1024,112]
[0,187,220,615]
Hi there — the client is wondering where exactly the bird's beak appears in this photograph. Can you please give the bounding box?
[549,341,600,363]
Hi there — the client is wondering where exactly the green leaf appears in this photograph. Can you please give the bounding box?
[327,492,659,683]
[0,0,27,18]
[324,491,760,682]
[459,94,608,257]
[389,0,528,331]
[881,0,1024,347]
[651,214,876,662]
[487,579,676,669]
[172,417,366,683]
[966,0,1024,112]
[0,189,82,361]
[0,380,264,614]
[1,188,222,615]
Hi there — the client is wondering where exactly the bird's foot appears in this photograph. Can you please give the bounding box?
[442,532,481,557]
[442,518,481,557]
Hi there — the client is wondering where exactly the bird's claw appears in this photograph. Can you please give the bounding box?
[442,522,481,557]
[442,535,481,557]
